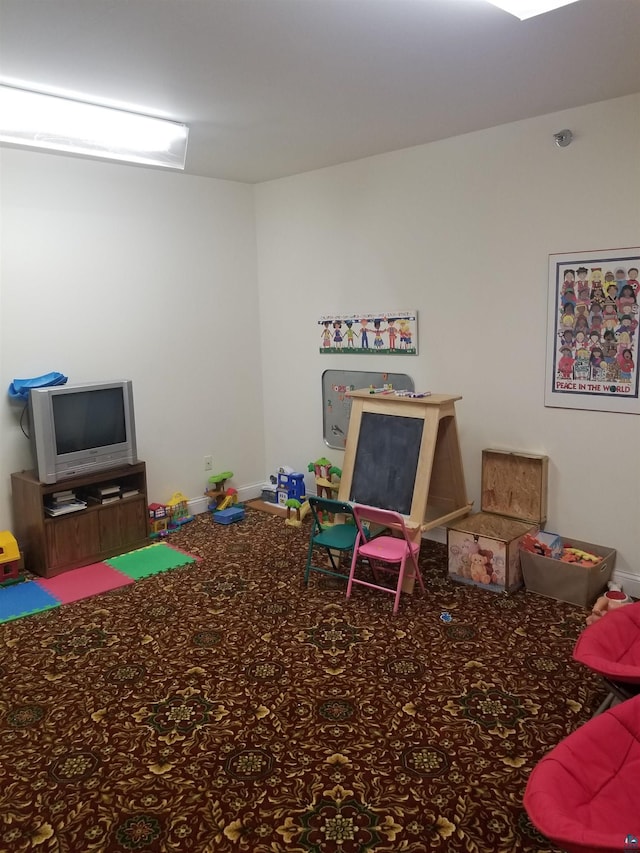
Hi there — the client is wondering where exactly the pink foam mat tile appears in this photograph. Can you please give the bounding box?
[35,562,134,604]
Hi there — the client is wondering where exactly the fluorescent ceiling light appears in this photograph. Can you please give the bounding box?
[485,0,580,19]
[0,85,188,169]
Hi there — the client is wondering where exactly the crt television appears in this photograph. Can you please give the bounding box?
[28,380,138,484]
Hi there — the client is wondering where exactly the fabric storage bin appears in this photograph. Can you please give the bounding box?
[520,537,616,607]
[447,449,548,593]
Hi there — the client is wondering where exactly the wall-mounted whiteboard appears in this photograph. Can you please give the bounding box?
[322,369,414,449]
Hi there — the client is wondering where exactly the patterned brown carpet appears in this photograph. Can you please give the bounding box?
[0,508,607,853]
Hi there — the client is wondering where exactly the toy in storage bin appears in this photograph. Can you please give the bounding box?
[520,538,616,608]
[447,449,548,593]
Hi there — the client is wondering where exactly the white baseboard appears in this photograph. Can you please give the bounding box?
[188,495,211,516]
[611,569,640,600]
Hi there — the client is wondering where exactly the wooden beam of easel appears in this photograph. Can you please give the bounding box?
[338,390,473,593]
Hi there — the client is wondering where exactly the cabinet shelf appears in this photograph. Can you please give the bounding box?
[11,461,149,578]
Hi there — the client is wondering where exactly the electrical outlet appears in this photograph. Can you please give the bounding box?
[204,455,213,472]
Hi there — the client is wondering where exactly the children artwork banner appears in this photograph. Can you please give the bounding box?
[546,247,640,414]
[318,311,418,355]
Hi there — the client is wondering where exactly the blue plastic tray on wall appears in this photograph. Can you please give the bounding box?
[8,372,68,403]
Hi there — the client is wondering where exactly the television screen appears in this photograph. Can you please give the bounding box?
[53,388,127,454]
[29,380,137,483]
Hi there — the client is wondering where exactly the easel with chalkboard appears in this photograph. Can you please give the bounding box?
[337,390,472,589]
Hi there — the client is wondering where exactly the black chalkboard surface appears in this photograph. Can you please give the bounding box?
[349,412,424,514]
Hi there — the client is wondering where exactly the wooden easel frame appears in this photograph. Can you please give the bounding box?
[338,391,472,577]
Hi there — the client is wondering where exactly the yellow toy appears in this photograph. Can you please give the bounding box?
[562,547,600,565]
[285,500,311,528]
[216,490,238,511]
[0,531,23,586]
[166,492,194,527]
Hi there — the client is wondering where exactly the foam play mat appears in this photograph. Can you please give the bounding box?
[105,543,196,580]
[0,542,198,624]
[35,562,134,604]
[0,581,60,623]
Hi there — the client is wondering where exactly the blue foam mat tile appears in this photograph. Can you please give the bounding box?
[0,581,61,623]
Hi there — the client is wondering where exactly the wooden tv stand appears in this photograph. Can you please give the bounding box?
[11,461,149,578]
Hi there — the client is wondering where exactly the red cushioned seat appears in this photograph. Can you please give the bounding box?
[524,694,640,853]
[573,601,640,684]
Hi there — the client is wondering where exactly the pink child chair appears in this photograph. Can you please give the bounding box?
[347,504,425,615]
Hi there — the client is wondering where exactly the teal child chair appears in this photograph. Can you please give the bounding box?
[304,496,360,585]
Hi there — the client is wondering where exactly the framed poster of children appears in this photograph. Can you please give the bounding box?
[545,247,640,414]
[318,312,417,355]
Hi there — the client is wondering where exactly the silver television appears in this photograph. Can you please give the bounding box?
[28,380,138,484]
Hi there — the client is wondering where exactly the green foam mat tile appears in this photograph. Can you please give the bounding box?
[105,543,196,580]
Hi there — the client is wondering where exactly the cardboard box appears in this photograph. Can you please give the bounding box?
[520,537,616,608]
[447,449,548,593]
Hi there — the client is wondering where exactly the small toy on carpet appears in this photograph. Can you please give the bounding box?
[205,471,236,511]
[213,506,245,525]
[585,582,632,626]
[149,492,195,538]
[0,530,23,586]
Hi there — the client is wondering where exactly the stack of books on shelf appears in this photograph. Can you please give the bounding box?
[44,488,88,516]
[120,485,140,500]
[85,484,122,505]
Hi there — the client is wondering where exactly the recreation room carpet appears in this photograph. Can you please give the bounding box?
[0,543,197,624]
[0,508,607,853]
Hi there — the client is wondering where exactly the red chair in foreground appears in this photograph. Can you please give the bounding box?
[523,693,640,853]
[572,600,640,683]
[573,601,640,714]
[347,504,425,615]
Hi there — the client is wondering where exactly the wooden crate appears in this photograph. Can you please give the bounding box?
[480,449,548,523]
[447,450,548,593]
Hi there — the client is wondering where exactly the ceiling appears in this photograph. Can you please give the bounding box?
[1,0,639,183]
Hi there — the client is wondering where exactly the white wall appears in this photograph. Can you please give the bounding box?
[255,94,640,586]
[0,149,265,524]
[2,95,639,590]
